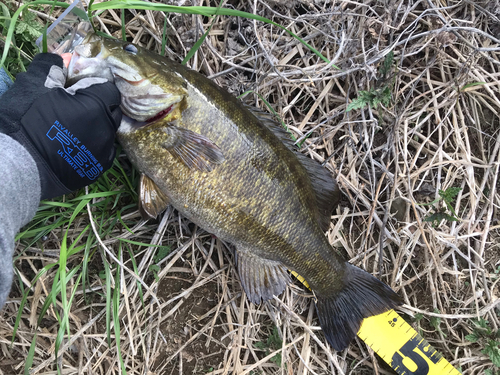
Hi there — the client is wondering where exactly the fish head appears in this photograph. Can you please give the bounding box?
[67,33,187,123]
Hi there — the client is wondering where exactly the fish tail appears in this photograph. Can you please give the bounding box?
[315,263,402,351]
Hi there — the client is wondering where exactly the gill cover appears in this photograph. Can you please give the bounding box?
[67,34,187,122]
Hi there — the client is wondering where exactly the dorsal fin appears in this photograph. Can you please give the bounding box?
[247,106,340,231]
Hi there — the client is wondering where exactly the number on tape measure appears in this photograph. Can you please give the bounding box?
[391,335,441,375]
[358,310,461,375]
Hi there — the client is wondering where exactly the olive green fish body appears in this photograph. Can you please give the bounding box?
[68,35,401,351]
[118,66,341,294]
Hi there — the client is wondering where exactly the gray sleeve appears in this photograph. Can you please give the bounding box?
[0,133,41,309]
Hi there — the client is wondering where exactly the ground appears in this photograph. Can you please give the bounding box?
[1,0,500,374]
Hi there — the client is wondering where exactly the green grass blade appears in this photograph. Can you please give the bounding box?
[11,264,57,344]
[121,9,126,41]
[54,231,69,360]
[24,333,37,375]
[34,265,60,323]
[118,238,162,247]
[41,23,47,53]
[113,244,127,375]
[11,267,25,345]
[16,216,68,241]
[81,232,95,303]
[89,1,331,65]
[112,152,138,194]
[126,244,144,307]
[182,0,224,65]
[38,201,75,208]
[461,82,486,91]
[71,190,122,200]
[88,0,96,21]
[0,3,11,31]
[69,198,91,223]
[117,210,135,234]
[0,1,69,68]
[67,229,90,257]
[161,16,168,56]
[103,254,112,346]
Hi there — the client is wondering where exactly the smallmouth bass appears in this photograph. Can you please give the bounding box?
[68,34,401,351]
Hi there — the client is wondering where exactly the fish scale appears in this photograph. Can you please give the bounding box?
[67,33,402,351]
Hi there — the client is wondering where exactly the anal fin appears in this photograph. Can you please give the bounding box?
[139,174,170,220]
[236,247,290,304]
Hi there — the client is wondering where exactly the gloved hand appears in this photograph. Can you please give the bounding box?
[0,53,122,200]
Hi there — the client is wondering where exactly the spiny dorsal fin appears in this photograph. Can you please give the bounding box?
[161,125,225,172]
[139,173,170,220]
[236,246,290,304]
[247,106,340,231]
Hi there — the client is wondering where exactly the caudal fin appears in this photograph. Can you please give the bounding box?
[315,263,402,351]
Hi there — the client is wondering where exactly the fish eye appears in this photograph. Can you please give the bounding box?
[123,44,138,55]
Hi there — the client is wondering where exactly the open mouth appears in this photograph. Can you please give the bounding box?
[112,71,185,125]
[145,105,174,123]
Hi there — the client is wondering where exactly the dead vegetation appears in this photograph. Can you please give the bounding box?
[2,0,500,374]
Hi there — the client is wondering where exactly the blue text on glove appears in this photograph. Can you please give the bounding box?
[46,121,103,180]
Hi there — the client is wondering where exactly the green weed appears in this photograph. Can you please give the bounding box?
[421,186,462,227]
[0,0,43,74]
[413,312,424,336]
[429,309,447,338]
[459,81,486,92]
[347,51,394,111]
[465,318,500,371]
[254,326,283,367]
[148,245,170,281]
[411,310,447,340]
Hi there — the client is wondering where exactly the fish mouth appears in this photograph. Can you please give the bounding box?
[67,35,186,126]
[112,72,184,123]
[66,38,113,85]
[145,105,174,123]
[117,104,174,134]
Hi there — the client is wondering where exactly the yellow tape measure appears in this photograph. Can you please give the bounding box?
[358,310,460,375]
[290,271,461,375]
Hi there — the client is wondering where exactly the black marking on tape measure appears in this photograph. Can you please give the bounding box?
[391,333,443,375]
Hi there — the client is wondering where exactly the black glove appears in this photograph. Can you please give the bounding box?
[0,53,122,199]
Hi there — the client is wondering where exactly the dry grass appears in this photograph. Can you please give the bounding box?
[2,0,500,374]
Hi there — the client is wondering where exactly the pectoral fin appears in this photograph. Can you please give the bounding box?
[161,126,225,172]
[139,174,170,220]
[236,247,290,304]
